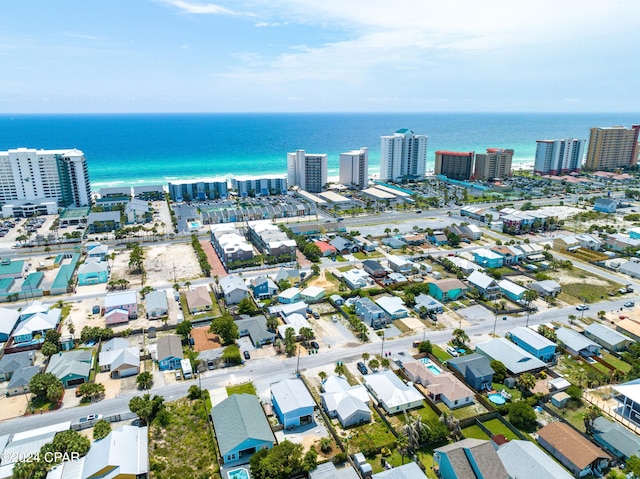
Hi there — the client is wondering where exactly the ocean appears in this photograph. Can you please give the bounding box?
[0,112,637,189]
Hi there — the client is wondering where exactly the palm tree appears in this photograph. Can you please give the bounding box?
[523,289,538,308]
[362,352,370,365]
[380,357,390,370]
[396,433,410,465]
[368,358,380,371]
[334,363,346,377]
[318,371,327,382]
[452,328,469,347]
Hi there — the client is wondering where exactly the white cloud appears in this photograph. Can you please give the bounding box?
[157,0,240,15]
[254,21,283,27]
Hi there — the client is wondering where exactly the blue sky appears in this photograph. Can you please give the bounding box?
[2,0,639,113]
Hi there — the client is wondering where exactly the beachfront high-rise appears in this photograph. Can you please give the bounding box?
[585,125,640,171]
[339,148,369,189]
[0,147,91,215]
[434,151,474,181]
[474,148,513,181]
[287,150,328,193]
[534,139,585,175]
[379,129,428,182]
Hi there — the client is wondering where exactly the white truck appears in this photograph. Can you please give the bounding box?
[180,358,193,379]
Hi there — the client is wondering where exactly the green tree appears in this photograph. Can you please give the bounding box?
[176,320,193,340]
[368,358,380,371]
[516,373,536,392]
[284,327,297,356]
[210,313,239,345]
[136,371,154,390]
[78,382,105,402]
[238,296,257,315]
[45,329,61,346]
[93,419,111,440]
[188,384,203,400]
[452,328,469,347]
[490,360,507,384]
[128,393,165,425]
[508,401,537,431]
[302,447,318,472]
[266,316,279,332]
[362,352,370,364]
[41,340,58,357]
[222,344,242,365]
[299,326,314,344]
[523,289,538,308]
[311,263,321,275]
[626,455,640,478]
[319,437,332,454]
[334,362,346,377]
[29,372,63,403]
[250,440,304,479]
[51,429,91,457]
[418,340,433,354]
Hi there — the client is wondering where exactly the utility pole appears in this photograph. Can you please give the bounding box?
[296,344,301,376]
[492,311,498,336]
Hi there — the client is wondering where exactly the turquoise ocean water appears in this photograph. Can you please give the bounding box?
[0,113,637,189]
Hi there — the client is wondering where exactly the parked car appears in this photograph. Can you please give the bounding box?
[207,359,215,370]
[310,341,319,350]
[625,301,635,308]
[575,304,590,311]
[446,346,459,357]
[312,312,320,319]
[357,362,368,375]
[243,350,251,360]
[78,414,102,423]
[175,371,181,380]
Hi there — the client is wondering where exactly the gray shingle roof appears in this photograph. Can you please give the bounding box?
[497,440,573,479]
[210,393,275,457]
[157,335,183,361]
[447,353,494,378]
[435,438,509,479]
[475,338,545,374]
[592,416,640,459]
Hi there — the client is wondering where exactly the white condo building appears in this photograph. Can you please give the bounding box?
[534,139,585,175]
[339,148,369,189]
[287,150,328,193]
[0,147,91,216]
[379,129,428,182]
[231,175,288,196]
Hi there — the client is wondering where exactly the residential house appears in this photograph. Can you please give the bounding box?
[250,276,278,300]
[342,268,372,289]
[5,363,40,396]
[0,307,20,342]
[472,248,504,268]
[99,338,140,379]
[591,416,640,461]
[0,351,35,381]
[247,220,297,259]
[475,337,546,375]
[372,462,427,479]
[157,335,183,370]
[277,313,314,340]
[330,294,345,306]
[387,255,413,274]
[620,259,640,279]
[584,323,634,352]
[104,291,138,319]
[448,257,479,275]
[498,279,526,302]
[219,275,249,305]
[185,286,213,314]
[402,233,425,246]
[594,197,617,213]
[434,438,509,479]
[467,270,501,300]
[210,224,254,265]
[363,370,423,415]
[48,425,149,479]
[271,378,315,429]
[617,318,640,343]
[210,394,276,464]
[355,297,387,329]
[278,287,301,304]
[529,280,561,297]
[300,286,325,303]
[508,326,557,362]
[330,237,359,255]
[537,422,610,477]
[105,309,129,326]
[86,243,109,262]
[381,236,406,249]
[556,327,601,357]
[404,361,474,410]
[310,463,360,479]
[375,295,409,319]
[497,440,573,479]
[236,315,276,347]
[428,279,468,302]
[461,224,482,240]
[362,260,387,278]
[314,241,337,257]
[414,294,444,315]
[274,267,300,285]
[446,353,494,391]
[145,290,168,319]
[268,301,308,318]
[491,245,525,266]
[321,375,371,428]
[604,234,640,252]
[77,261,109,286]
[18,302,48,321]
[575,233,603,251]
[11,308,61,344]
[47,350,92,388]
[428,231,448,246]
[551,391,571,408]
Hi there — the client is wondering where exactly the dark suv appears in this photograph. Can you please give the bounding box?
[357,362,368,375]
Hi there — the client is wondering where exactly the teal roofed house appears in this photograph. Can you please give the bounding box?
[0,259,25,280]
[46,349,92,388]
[428,279,468,302]
[77,261,109,286]
[210,393,275,464]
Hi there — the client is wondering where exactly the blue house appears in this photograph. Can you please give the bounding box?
[250,276,278,300]
[508,326,556,363]
[594,198,617,213]
[447,353,494,391]
[355,297,387,329]
[157,335,184,370]
[77,261,109,286]
[428,279,468,302]
[472,248,504,268]
[271,378,315,429]
[591,416,640,460]
[434,438,509,479]
[498,279,526,302]
[428,231,449,246]
[210,394,276,464]
[0,307,20,342]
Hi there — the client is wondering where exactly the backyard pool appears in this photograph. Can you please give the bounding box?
[228,468,249,479]
[487,394,506,405]
[419,357,442,375]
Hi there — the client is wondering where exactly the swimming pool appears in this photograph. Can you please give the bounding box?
[419,357,442,375]
[488,393,506,405]
[228,467,249,479]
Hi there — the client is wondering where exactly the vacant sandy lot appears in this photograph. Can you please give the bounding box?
[0,394,29,421]
[144,243,203,285]
[307,270,337,290]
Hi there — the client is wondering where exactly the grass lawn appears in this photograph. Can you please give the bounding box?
[436,402,489,420]
[482,418,519,440]
[354,251,383,260]
[346,409,396,454]
[554,354,607,387]
[337,265,353,273]
[393,319,412,334]
[336,255,348,263]
[491,383,522,401]
[410,402,441,423]
[149,397,220,479]
[431,345,453,362]
[602,352,632,373]
[226,382,256,396]
[561,282,622,304]
[462,424,490,440]
[547,403,587,432]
